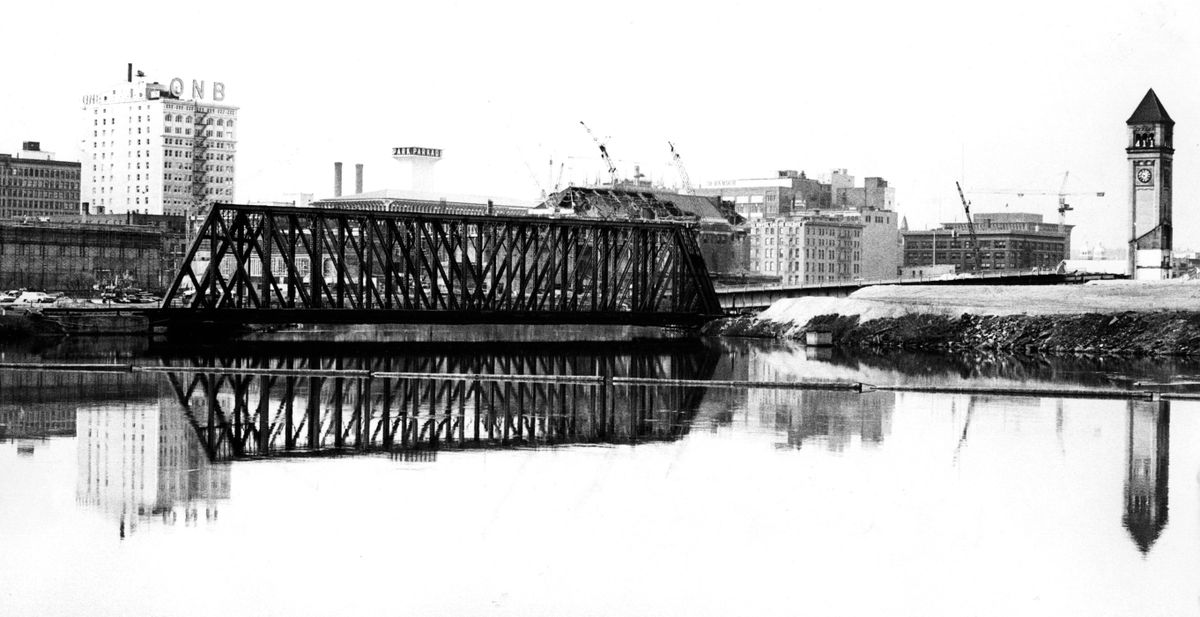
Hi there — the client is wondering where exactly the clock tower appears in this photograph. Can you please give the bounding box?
[1126,89,1174,279]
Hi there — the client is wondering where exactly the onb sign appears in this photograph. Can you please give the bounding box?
[168,79,226,101]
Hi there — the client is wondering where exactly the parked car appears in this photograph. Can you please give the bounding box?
[11,291,58,305]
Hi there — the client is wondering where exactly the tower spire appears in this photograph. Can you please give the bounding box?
[1127,89,1174,125]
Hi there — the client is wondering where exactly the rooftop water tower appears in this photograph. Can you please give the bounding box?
[392,146,442,192]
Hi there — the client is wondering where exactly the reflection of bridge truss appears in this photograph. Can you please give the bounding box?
[157,204,721,329]
[163,347,719,461]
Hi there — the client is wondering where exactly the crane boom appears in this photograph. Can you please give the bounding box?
[965,171,1104,231]
[956,181,984,273]
[668,141,692,194]
[580,121,617,187]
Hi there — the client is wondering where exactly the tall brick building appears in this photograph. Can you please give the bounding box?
[0,220,161,292]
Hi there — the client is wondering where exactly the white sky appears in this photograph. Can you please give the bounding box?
[1,0,1197,251]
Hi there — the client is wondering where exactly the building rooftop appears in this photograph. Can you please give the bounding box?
[1127,89,1174,125]
[0,218,161,235]
[0,154,80,167]
[541,186,736,224]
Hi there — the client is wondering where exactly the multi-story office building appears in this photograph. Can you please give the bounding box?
[747,214,864,285]
[698,169,900,280]
[695,170,830,220]
[0,142,81,218]
[81,65,237,216]
[902,212,1072,272]
[697,169,897,220]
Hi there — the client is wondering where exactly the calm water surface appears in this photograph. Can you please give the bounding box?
[1,336,1198,616]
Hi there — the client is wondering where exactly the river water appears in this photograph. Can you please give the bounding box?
[1,336,1197,616]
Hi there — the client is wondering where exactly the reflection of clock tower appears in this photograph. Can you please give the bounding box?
[1126,89,1174,279]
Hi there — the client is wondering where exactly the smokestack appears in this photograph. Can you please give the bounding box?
[334,162,343,197]
[127,63,133,83]
[355,164,364,194]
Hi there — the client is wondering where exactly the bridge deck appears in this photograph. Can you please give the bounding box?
[150,307,713,328]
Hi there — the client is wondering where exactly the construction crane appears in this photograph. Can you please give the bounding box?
[552,160,565,191]
[968,171,1105,231]
[956,181,984,273]
[579,121,617,187]
[668,141,692,194]
[544,158,566,194]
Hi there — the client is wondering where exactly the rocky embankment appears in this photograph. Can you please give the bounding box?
[708,311,1200,356]
[706,282,1200,356]
[845,312,1200,355]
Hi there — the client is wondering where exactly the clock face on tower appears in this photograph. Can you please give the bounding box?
[1137,168,1153,184]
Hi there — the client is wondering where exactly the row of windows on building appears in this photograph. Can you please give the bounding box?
[905,253,1062,267]
[95,192,229,208]
[2,167,79,179]
[163,163,234,175]
[752,248,861,261]
[90,101,163,115]
[165,183,233,195]
[0,188,77,199]
[93,157,229,172]
[88,139,235,156]
[906,239,1064,251]
[758,260,861,275]
[907,250,1063,259]
[165,127,231,138]
[165,138,235,149]
[0,243,152,257]
[754,225,863,237]
[162,102,235,116]
[789,275,841,284]
[0,179,79,191]
[93,126,232,139]
[0,207,74,217]
[90,149,153,160]
[163,114,234,127]
[755,236,861,248]
[165,150,235,162]
[92,184,150,195]
[0,199,76,213]
[93,169,234,183]
[89,102,235,116]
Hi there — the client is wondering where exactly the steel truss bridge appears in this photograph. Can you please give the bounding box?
[159,342,720,461]
[156,204,722,330]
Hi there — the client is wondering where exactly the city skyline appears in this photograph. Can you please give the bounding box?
[0,1,1196,252]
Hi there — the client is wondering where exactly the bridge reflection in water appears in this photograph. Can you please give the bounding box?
[159,342,721,461]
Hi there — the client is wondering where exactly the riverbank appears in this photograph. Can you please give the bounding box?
[707,280,1200,356]
[0,311,66,340]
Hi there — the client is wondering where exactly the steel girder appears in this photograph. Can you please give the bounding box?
[159,204,721,327]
